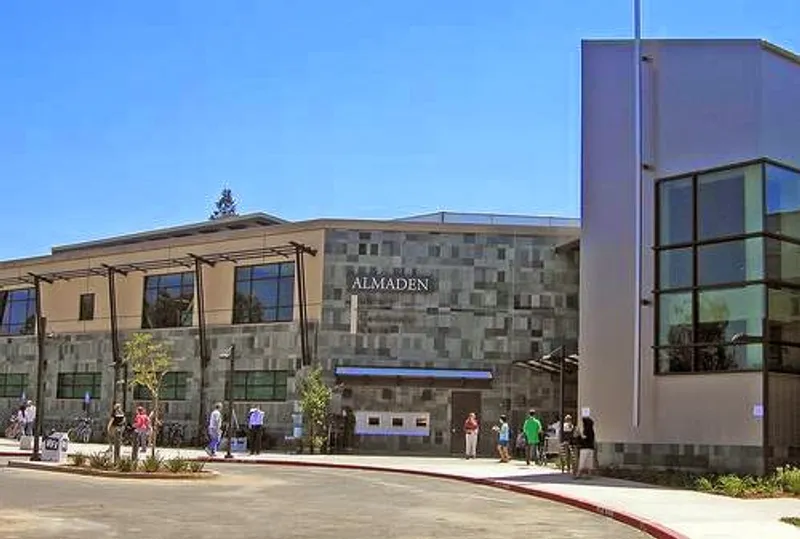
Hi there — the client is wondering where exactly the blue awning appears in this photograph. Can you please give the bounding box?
[334,366,493,380]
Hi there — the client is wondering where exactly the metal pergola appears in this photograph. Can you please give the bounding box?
[0,241,318,458]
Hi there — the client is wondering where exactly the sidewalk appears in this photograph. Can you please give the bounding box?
[2,438,799,539]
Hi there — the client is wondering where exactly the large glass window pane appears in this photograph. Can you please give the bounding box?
[698,164,763,241]
[768,288,800,345]
[697,286,764,345]
[658,292,693,346]
[656,347,693,373]
[697,343,762,371]
[766,239,800,285]
[141,272,194,329]
[659,248,692,289]
[766,164,800,238]
[697,238,764,286]
[658,178,693,246]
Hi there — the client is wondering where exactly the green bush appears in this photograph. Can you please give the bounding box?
[116,456,137,473]
[695,476,714,492]
[88,452,113,470]
[142,453,164,473]
[776,466,800,495]
[715,474,748,497]
[70,453,88,467]
[188,460,206,473]
[165,456,189,474]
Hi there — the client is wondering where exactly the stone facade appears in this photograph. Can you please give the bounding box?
[317,228,579,454]
[597,442,764,476]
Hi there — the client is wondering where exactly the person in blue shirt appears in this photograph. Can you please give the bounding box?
[492,414,511,463]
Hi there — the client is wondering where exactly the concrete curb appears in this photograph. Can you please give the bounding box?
[191,457,689,539]
[7,460,219,480]
[0,451,30,457]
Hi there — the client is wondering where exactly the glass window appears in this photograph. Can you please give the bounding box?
[658,177,693,246]
[141,272,194,329]
[659,248,692,289]
[697,238,764,286]
[696,343,762,371]
[0,373,28,398]
[57,372,102,399]
[697,164,762,241]
[233,263,295,324]
[768,344,800,373]
[768,288,800,346]
[658,292,693,346]
[79,293,95,321]
[697,286,764,346]
[0,288,36,336]
[766,239,800,285]
[133,372,188,401]
[226,370,288,402]
[766,164,800,238]
[656,347,693,373]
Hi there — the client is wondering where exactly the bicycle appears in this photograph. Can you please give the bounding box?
[160,422,186,447]
[4,416,21,440]
[67,416,93,444]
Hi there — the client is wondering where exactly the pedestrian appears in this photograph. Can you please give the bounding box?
[132,406,151,460]
[247,404,265,455]
[206,402,223,457]
[491,415,510,463]
[23,400,36,437]
[560,414,575,473]
[574,416,597,479]
[107,403,126,464]
[463,412,479,459]
[523,409,543,465]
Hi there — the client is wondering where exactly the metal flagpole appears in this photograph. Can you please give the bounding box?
[632,0,644,429]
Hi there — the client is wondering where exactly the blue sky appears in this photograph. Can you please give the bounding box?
[1,1,798,260]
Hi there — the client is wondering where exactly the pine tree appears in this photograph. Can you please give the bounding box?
[209,188,238,220]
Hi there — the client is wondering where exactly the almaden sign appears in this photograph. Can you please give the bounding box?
[348,273,436,294]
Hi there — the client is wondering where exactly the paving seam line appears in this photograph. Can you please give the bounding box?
[1,450,686,539]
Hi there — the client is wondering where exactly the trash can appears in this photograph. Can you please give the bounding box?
[42,432,69,463]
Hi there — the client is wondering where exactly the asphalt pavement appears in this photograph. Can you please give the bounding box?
[0,461,649,539]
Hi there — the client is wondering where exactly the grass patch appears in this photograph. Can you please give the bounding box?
[780,517,800,527]
[188,460,206,473]
[142,453,164,473]
[115,456,137,473]
[87,452,114,471]
[165,456,189,474]
[600,465,800,499]
[69,453,88,467]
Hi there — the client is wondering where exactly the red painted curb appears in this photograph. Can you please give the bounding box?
[193,458,689,539]
[0,451,30,457]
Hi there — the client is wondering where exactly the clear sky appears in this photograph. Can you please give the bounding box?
[1,1,798,260]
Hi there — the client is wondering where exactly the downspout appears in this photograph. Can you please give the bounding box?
[632,0,644,429]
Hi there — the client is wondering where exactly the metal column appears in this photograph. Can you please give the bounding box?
[104,265,126,414]
[29,273,51,461]
[189,254,215,445]
[293,245,309,366]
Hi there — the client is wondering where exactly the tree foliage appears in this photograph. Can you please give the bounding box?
[123,333,173,456]
[297,366,331,453]
[209,188,238,220]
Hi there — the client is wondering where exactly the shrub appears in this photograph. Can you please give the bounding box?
[776,466,800,495]
[188,460,206,473]
[165,456,189,474]
[695,476,714,492]
[88,452,113,470]
[70,453,88,467]
[116,456,137,473]
[142,453,164,473]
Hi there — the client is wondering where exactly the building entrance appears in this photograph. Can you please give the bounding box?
[450,391,482,455]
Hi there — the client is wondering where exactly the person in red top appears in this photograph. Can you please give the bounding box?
[464,412,479,459]
[132,406,152,461]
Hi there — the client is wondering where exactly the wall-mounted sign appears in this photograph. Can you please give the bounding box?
[348,273,436,294]
[354,411,431,437]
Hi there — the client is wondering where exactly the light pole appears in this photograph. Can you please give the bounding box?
[30,316,47,462]
[220,345,236,459]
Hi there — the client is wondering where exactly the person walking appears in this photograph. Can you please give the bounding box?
[247,404,265,455]
[523,409,543,466]
[106,403,126,464]
[492,415,511,463]
[23,400,36,437]
[574,416,597,479]
[559,414,575,473]
[131,406,151,461]
[206,402,223,457]
[463,412,479,459]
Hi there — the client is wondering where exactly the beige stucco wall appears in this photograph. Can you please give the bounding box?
[0,226,327,334]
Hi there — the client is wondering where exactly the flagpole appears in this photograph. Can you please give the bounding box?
[632,0,643,429]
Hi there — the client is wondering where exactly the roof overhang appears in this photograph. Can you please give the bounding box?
[334,366,493,380]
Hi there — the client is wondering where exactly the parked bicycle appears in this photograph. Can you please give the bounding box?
[4,414,21,440]
[67,416,93,444]
[159,422,186,447]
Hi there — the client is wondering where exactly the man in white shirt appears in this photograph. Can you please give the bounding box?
[247,405,265,455]
[23,401,36,437]
[206,402,223,456]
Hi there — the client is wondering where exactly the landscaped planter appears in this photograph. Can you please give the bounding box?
[7,460,219,480]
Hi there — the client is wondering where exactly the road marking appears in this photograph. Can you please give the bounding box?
[468,494,515,504]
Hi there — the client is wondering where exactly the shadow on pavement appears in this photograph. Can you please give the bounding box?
[484,470,662,490]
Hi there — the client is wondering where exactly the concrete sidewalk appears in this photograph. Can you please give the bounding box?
[2,438,799,539]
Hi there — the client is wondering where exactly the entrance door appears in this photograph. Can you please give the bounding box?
[450,391,482,455]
